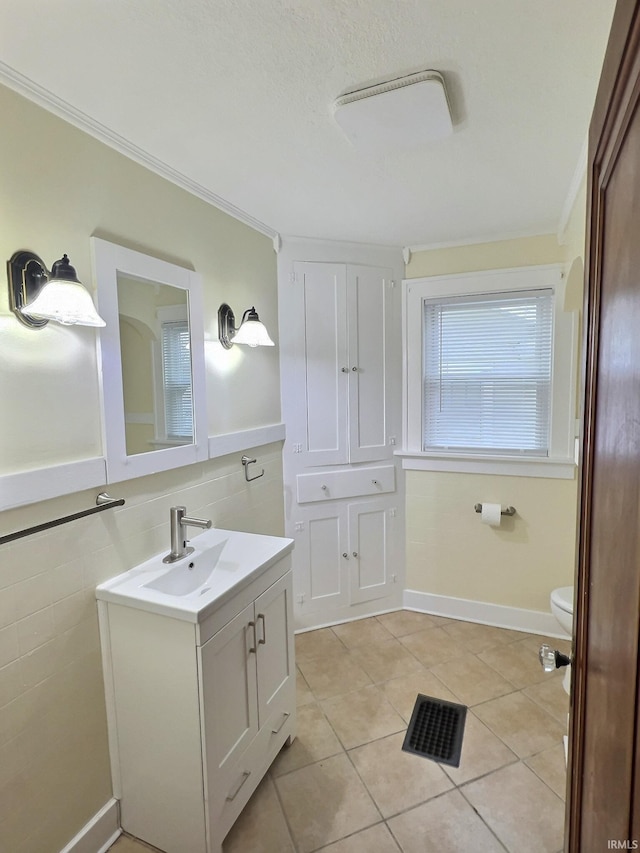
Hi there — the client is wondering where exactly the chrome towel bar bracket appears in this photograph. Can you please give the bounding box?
[241,455,265,482]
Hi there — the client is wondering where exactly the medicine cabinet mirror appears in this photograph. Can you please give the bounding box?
[92,237,208,482]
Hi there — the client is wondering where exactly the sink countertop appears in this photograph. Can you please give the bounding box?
[95,527,294,623]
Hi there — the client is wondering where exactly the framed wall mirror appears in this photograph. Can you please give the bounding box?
[92,237,208,482]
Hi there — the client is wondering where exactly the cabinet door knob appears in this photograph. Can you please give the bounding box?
[342,552,349,558]
[372,479,378,485]
[321,484,327,491]
[341,367,348,373]
[352,551,358,557]
[351,366,359,371]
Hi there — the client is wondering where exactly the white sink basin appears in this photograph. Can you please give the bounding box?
[96,527,294,622]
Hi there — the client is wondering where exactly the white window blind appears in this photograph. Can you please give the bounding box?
[423,289,553,455]
[161,320,193,440]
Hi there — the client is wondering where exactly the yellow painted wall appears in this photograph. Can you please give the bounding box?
[405,232,584,612]
[0,84,284,853]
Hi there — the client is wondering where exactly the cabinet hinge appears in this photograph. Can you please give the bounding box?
[392,573,398,583]
[388,436,397,446]
[292,443,302,453]
[296,593,305,604]
[389,507,397,517]
[295,521,305,532]
[388,280,396,288]
[289,272,298,283]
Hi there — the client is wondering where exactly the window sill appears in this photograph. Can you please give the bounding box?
[395,450,576,479]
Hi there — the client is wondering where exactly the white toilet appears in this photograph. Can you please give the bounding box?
[550,585,574,695]
[550,585,574,636]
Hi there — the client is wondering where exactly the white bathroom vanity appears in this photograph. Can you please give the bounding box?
[96,527,296,853]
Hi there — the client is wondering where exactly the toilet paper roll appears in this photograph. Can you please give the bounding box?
[481,502,502,527]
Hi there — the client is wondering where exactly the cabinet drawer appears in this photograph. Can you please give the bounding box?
[296,465,395,503]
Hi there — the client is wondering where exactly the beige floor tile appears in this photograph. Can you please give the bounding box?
[316,822,399,852]
[381,670,460,722]
[321,684,406,749]
[270,702,343,776]
[430,652,515,706]
[332,617,394,648]
[479,638,557,689]
[298,652,372,700]
[296,668,315,706]
[463,761,565,853]
[349,637,424,683]
[222,775,294,853]
[387,789,506,853]
[524,677,570,725]
[473,692,566,759]
[375,609,440,637]
[295,627,347,663]
[525,744,568,800]
[275,753,379,853]
[440,620,526,653]
[349,731,453,818]
[442,710,518,786]
[398,626,467,668]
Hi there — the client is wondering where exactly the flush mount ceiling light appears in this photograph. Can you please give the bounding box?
[333,69,453,154]
[218,303,275,349]
[7,250,106,328]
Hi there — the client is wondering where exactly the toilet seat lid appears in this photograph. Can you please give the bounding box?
[551,585,574,614]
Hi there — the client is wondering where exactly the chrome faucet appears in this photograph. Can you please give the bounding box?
[163,506,212,564]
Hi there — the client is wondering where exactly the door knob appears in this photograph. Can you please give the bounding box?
[538,644,571,673]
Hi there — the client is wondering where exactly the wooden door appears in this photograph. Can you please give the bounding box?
[347,265,394,463]
[569,2,640,849]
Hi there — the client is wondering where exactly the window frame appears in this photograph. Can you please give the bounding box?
[400,264,578,478]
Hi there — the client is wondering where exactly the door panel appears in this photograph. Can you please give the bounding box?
[348,499,395,605]
[348,266,392,463]
[570,3,640,849]
[296,507,349,613]
[199,603,258,793]
[295,262,349,466]
[255,573,294,726]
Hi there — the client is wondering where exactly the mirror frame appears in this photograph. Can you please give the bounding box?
[91,237,208,482]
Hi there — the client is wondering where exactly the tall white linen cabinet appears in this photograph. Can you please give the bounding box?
[278,240,405,630]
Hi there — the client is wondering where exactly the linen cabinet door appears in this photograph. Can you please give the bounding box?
[294,504,350,615]
[293,261,349,466]
[347,265,394,463]
[199,603,258,808]
[348,498,397,605]
[255,572,295,730]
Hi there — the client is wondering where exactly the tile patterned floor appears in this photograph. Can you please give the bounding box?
[109,610,570,853]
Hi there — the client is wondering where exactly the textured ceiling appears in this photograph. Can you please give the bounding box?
[0,1,616,247]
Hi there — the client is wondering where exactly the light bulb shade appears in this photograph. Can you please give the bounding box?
[23,279,106,327]
[232,309,275,347]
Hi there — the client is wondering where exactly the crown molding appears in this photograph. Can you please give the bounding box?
[406,226,556,254]
[0,61,277,240]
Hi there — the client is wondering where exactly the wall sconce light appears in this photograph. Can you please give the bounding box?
[218,303,275,349]
[7,250,106,328]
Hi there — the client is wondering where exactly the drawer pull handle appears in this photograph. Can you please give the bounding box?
[257,613,266,645]
[247,621,257,654]
[226,770,251,801]
[272,712,291,734]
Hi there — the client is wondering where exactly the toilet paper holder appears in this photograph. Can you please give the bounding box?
[474,503,516,517]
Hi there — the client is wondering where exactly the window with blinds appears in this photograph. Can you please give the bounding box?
[423,289,553,455]
[161,320,193,440]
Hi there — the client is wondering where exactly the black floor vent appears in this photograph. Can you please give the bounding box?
[401,693,467,767]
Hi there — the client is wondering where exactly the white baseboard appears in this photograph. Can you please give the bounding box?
[403,589,571,639]
[59,799,120,853]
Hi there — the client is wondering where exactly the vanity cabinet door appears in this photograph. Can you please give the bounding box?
[200,602,259,802]
[255,572,295,729]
